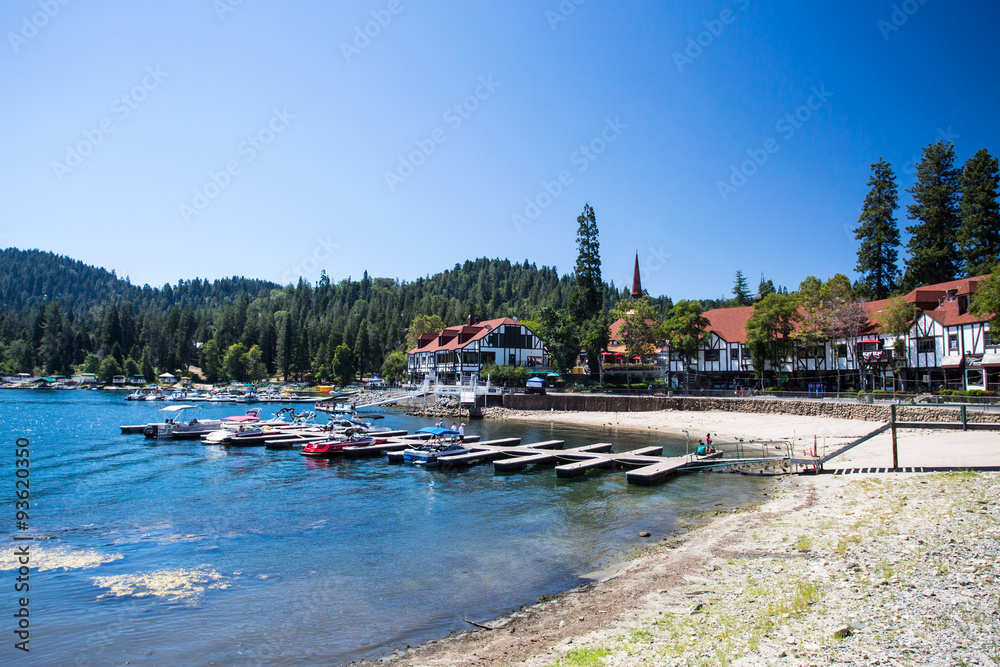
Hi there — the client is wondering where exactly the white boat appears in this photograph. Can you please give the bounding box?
[143,405,222,440]
[402,441,472,465]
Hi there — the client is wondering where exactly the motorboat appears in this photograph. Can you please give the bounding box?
[300,429,386,458]
[315,401,356,414]
[202,420,266,445]
[401,427,470,465]
[143,405,221,439]
[234,390,259,403]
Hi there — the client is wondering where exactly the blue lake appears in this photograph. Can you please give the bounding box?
[0,390,769,665]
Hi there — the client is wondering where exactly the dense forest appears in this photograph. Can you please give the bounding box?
[0,248,631,381]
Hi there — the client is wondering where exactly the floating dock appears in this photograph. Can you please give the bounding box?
[378,438,761,485]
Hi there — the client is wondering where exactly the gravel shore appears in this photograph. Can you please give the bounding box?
[371,471,999,667]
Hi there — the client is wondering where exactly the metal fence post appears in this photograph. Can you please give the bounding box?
[890,403,898,471]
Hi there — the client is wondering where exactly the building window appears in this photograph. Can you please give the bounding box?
[731,346,740,359]
[949,334,958,350]
[704,349,720,362]
[986,329,995,348]
[917,338,935,354]
[836,344,847,358]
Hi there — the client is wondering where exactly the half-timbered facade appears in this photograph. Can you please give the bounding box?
[407,317,548,382]
[681,276,996,391]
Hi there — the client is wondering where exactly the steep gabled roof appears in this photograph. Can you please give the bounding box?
[703,306,755,343]
[407,317,530,355]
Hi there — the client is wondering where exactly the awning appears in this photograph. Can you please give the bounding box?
[940,354,963,368]
[858,338,881,344]
[981,352,1000,367]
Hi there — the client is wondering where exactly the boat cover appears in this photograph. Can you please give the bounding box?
[415,427,461,436]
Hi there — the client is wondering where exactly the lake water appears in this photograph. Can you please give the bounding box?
[0,390,770,665]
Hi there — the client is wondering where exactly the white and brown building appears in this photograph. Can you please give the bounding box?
[683,275,997,391]
[407,316,548,382]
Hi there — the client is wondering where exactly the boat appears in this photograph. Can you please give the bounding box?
[234,390,259,403]
[202,420,266,445]
[315,401,356,414]
[300,429,386,458]
[143,405,221,439]
[401,427,470,465]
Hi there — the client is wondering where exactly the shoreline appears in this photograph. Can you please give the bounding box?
[359,409,999,667]
[367,470,999,667]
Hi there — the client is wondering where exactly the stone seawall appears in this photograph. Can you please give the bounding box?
[502,394,1000,424]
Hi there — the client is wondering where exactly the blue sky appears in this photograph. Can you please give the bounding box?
[2,1,998,302]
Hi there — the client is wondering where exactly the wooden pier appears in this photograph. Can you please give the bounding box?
[384,437,514,463]
[377,437,756,485]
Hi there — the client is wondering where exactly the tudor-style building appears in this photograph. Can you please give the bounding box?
[407,316,548,382]
[680,275,997,392]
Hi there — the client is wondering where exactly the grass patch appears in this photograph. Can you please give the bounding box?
[555,647,611,667]
[794,534,812,552]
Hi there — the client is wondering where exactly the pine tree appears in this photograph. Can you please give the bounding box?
[732,270,752,306]
[102,304,122,354]
[854,158,900,299]
[569,204,603,323]
[958,148,1000,277]
[905,141,961,286]
[354,319,371,376]
[568,204,605,378]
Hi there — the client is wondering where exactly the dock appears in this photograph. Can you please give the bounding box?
[385,437,522,464]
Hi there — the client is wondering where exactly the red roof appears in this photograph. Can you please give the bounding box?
[702,306,755,343]
[407,317,529,355]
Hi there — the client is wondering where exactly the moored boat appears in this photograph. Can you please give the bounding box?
[143,405,222,439]
[401,427,470,465]
[301,429,386,458]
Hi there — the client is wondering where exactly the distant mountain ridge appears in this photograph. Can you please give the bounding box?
[0,248,283,312]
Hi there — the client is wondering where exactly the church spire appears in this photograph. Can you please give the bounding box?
[631,252,642,298]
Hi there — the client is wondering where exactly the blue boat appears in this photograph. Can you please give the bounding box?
[403,427,469,465]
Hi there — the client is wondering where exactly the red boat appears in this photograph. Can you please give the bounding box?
[301,431,387,458]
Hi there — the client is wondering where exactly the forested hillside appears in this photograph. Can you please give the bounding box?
[0,249,624,380]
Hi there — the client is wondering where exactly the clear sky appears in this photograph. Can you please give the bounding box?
[2,1,998,302]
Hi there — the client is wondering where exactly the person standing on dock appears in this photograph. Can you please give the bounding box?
[458,423,465,443]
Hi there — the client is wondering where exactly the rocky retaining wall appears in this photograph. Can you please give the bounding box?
[502,394,1000,424]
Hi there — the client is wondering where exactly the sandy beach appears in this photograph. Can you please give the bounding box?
[369,408,999,667]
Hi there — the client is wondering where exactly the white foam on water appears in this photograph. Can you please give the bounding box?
[90,567,231,605]
[0,544,123,572]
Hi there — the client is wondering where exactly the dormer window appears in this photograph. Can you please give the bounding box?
[958,294,969,315]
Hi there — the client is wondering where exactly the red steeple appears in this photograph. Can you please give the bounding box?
[631,252,642,298]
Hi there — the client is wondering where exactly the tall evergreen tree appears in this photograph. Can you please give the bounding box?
[102,304,122,354]
[40,301,66,374]
[568,204,605,378]
[905,141,961,286]
[354,319,371,376]
[732,270,752,306]
[958,148,1000,277]
[569,204,603,323]
[854,158,900,299]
